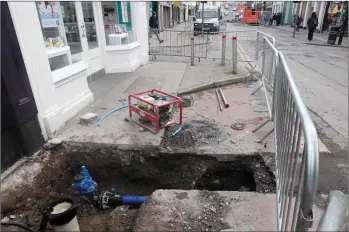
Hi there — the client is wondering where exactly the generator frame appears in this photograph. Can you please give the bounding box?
[128,89,183,134]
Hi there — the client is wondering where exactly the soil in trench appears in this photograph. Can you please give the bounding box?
[1,120,276,231]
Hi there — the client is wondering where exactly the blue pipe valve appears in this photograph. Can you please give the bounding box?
[71,165,97,195]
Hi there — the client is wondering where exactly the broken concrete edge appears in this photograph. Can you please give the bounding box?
[61,140,161,154]
[159,147,276,173]
[0,158,28,183]
[177,74,257,96]
[0,149,43,182]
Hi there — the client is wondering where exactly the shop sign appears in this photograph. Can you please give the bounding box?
[173,2,181,7]
[37,2,60,28]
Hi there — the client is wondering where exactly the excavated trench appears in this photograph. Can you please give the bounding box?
[1,145,276,232]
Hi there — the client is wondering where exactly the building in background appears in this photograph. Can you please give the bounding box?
[263,1,273,12]
[292,2,327,30]
[159,2,173,29]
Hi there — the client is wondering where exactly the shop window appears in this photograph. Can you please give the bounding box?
[36,2,80,71]
[36,1,99,72]
[101,1,134,46]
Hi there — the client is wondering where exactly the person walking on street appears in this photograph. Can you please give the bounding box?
[149,12,163,43]
[278,12,282,26]
[270,13,274,26]
[294,14,301,32]
[307,12,318,41]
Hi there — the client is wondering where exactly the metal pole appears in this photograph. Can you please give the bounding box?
[255,31,259,61]
[215,89,223,112]
[191,37,195,66]
[221,34,226,65]
[218,88,229,108]
[201,2,204,35]
[232,33,237,74]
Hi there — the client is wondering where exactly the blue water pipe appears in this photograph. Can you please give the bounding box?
[97,105,129,126]
[122,196,147,205]
[97,104,137,127]
[172,127,183,136]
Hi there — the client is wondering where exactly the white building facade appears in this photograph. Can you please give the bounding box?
[272,1,284,14]
[292,1,327,30]
[8,1,149,140]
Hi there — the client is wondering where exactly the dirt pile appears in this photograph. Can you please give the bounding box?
[161,118,228,151]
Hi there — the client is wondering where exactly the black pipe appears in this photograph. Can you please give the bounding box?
[1,222,35,232]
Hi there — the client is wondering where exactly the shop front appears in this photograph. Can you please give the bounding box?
[7,1,148,139]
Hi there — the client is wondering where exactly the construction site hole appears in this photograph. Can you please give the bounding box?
[1,147,276,231]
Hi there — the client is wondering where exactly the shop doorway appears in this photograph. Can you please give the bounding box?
[1,2,44,172]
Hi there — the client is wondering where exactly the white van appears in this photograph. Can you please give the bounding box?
[193,6,221,35]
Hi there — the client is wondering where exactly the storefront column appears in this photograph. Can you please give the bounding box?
[298,2,303,17]
[317,2,326,32]
[185,3,189,21]
[302,1,311,27]
[131,2,149,65]
[8,2,64,139]
[170,5,173,27]
[314,1,320,16]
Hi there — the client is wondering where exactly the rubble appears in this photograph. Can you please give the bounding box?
[181,95,194,107]
[79,112,98,126]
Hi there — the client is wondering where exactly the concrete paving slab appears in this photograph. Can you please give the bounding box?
[134,189,323,231]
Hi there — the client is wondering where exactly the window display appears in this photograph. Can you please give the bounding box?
[36,1,82,71]
[101,1,134,45]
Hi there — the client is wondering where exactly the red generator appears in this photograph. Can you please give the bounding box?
[128,89,183,133]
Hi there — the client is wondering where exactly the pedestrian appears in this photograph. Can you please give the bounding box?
[276,13,280,26]
[307,12,318,41]
[279,12,283,25]
[270,13,274,26]
[295,15,301,32]
[149,12,163,43]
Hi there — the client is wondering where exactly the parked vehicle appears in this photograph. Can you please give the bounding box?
[193,5,221,35]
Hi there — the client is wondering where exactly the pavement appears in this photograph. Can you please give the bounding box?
[134,189,323,231]
[269,24,349,47]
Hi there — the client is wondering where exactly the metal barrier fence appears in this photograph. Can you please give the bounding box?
[274,52,319,231]
[148,28,275,72]
[252,37,278,142]
[148,29,208,59]
[164,20,192,30]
